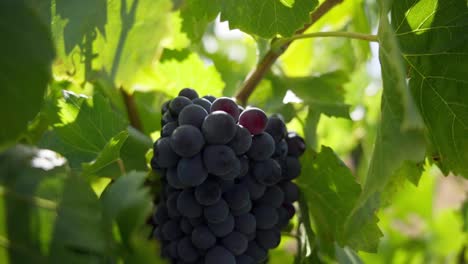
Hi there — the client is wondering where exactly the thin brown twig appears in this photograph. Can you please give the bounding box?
[234,0,344,105]
[120,87,143,132]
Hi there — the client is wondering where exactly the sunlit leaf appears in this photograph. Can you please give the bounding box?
[220,0,318,38]
[393,0,468,177]
[39,92,127,171]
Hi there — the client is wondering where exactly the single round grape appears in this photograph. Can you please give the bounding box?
[177,236,199,262]
[207,213,235,237]
[284,156,301,180]
[231,199,252,216]
[152,226,162,240]
[276,206,290,229]
[235,213,256,235]
[218,176,234,189]
[286,132,306,157]
[265,116,287,142]
[152,204,168,225]
[245,241,267,263]
[178,104,208,128]
[283,203,296,219]
[238,108,267,135]
[281,181,299,203]
[247,132,275,161]
[180,217,193,234]
[205,246,236,264]
[236,255,255,264]
[161,121,178,137]
[224,184,250,210]
[166,167,185,189]
[204,198,229,223]
[189,217,204,227]
[256,185,285,208]
[179,87,199,100]
[192,97,212,113]
[177,154,208,187]
[238,155,249,178]
[202,111,236,144]
[191,225,216,250]
[165,240,178,258]
[203,95,217,103]
[162,219,183,241]
[166,191,181,218]
[222,231,248,255]
[246,232,256,241]
[177,189,202,218]
[273,139,288,159]
[218,157,241,180]
[170,125,205,157]
[241,175,266,200]
[203,145,237,176]
[169,96,192,116]
[194,179,221,206]
[161,100,171,113]
[210,97,240,121]
[256,228,281,249]
[162,111,176,126]
[153,137,179,168]
[252,205,278,229]
[252,159,282,186]
[228,125,252,155]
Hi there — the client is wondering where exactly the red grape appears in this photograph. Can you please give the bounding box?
[238,108,267,135]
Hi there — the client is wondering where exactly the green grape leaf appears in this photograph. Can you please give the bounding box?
[39,91,128,172]
[52,0,176,90]
[49,176,111,263]
[288,71,351,118]
[180,0,221,42]
[82,131,129,178]
[0,2,55,149]
[0,145,112,263]
[0,145,67,263]
[55,0,107,54]
[119,127,153,172]
[142,53,225,97]
[101,172,152,246]
[358,0,427,211]
[298,146,381,255]
[220,0,318,38]
[392,0,468,177]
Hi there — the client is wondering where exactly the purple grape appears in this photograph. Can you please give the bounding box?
[210,97,240,121]
[238,108,267,135]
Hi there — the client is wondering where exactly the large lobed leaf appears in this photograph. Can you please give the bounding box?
[220,0,319,38]
[0,2,54,149]
[392,0,468,177]
[50,0,174,89]
[40,91,151,177]
[179,0,318,40]
[298,147,381,255]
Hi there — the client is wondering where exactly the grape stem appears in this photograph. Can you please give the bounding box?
[120,87,143,132]
[235,0,345,105]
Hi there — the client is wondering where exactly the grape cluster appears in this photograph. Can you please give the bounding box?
[150,88,305,264]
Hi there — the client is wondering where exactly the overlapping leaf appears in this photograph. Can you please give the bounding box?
[220,0,318,38]
[298,147,381,255]
[40,92,128,170]
[393,0,468,177]
[0,2,54,149]
[0,145,110,263]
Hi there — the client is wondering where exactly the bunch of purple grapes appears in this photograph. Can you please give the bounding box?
[150,88,305,264]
